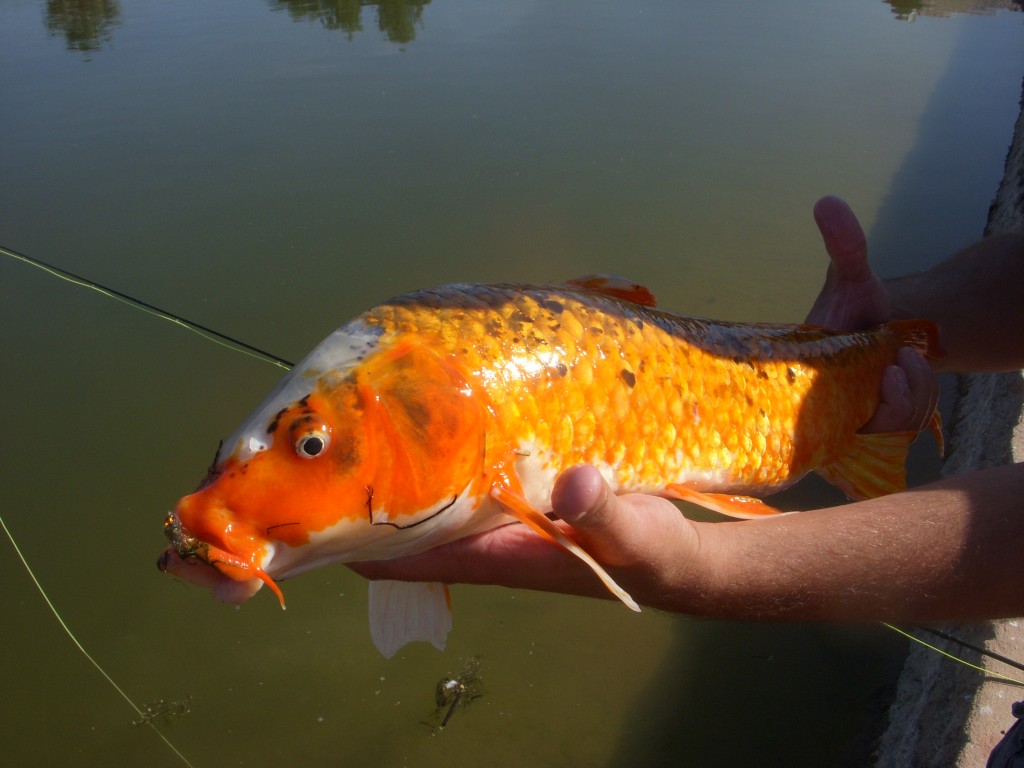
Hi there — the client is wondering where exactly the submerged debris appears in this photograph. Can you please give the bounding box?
[132,696,193,727]
[425,656,483,731]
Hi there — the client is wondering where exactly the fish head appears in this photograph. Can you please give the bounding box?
[159,325,488,606]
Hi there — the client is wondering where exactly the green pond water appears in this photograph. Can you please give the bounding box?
[1,1,1022,765]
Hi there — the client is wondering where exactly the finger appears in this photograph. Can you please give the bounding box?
[897,345,939,423]
[859,365,912,434]
[551,465,695,566]
[351,522,551,586]
[859,349,938,434]
[812,195,870,280]
[806,197,889,330]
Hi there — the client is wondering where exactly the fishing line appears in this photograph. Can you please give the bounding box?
[884,623,1024,687]
[0,243,294,370]
[919,626,1024,676]
[0,513,197,768]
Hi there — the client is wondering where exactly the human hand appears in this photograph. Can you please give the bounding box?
[351,465,705,609]
[805,195,889,329]
[807,195,937,435]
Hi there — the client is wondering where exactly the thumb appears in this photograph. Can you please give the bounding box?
[550,464,616,528]
[551,465,693,567]
[813,195,870,280]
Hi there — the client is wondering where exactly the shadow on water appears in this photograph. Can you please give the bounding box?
[870,3,1023,276]
[603,9,1021,766]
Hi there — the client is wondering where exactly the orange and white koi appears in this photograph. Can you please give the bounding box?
[158,279,942,657]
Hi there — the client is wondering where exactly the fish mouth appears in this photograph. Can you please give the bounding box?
[158,512,286,608]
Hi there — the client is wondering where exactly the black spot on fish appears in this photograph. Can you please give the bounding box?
[620,369,636,388]
[298,394,310,408]
[555,363,568,377]
[541,299,564,314]
[757,370,769,380]
[786,367,796,384]
[198,442,224,489]
[289,414,317,431]
[267,407,288,434]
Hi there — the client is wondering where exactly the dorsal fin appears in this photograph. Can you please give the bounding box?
[566,274,657,307]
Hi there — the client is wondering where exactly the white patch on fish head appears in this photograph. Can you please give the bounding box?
[220,320,384,464]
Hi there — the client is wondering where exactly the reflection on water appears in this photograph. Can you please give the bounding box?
[269,0,431,43]
[885,0,1022,18]
[43,0,432,52]
[44,0,1020,58]
[44,0,120,52]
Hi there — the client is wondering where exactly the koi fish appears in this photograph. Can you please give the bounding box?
[158,278,942,657]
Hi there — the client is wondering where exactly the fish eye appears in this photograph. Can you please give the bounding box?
[295,431,330,459]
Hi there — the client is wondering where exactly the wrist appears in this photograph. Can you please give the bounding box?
[645,518,730,615]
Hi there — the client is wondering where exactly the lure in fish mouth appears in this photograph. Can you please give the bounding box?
[158,511,285,608]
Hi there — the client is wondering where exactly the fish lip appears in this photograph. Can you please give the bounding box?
[162,509,274,571]
[160,510,281,605]
[158,547,266,604]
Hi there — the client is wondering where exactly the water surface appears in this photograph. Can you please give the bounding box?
[1,1,1022,765]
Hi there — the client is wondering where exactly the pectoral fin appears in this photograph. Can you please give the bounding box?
[664,484,785,519]
[489,484,640,611]
[367,580,452,658]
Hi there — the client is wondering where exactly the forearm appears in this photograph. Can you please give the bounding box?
[885,233,1024,372]
[681,462,1024,622]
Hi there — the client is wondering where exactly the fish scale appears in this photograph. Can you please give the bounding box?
[362,283,903,494]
